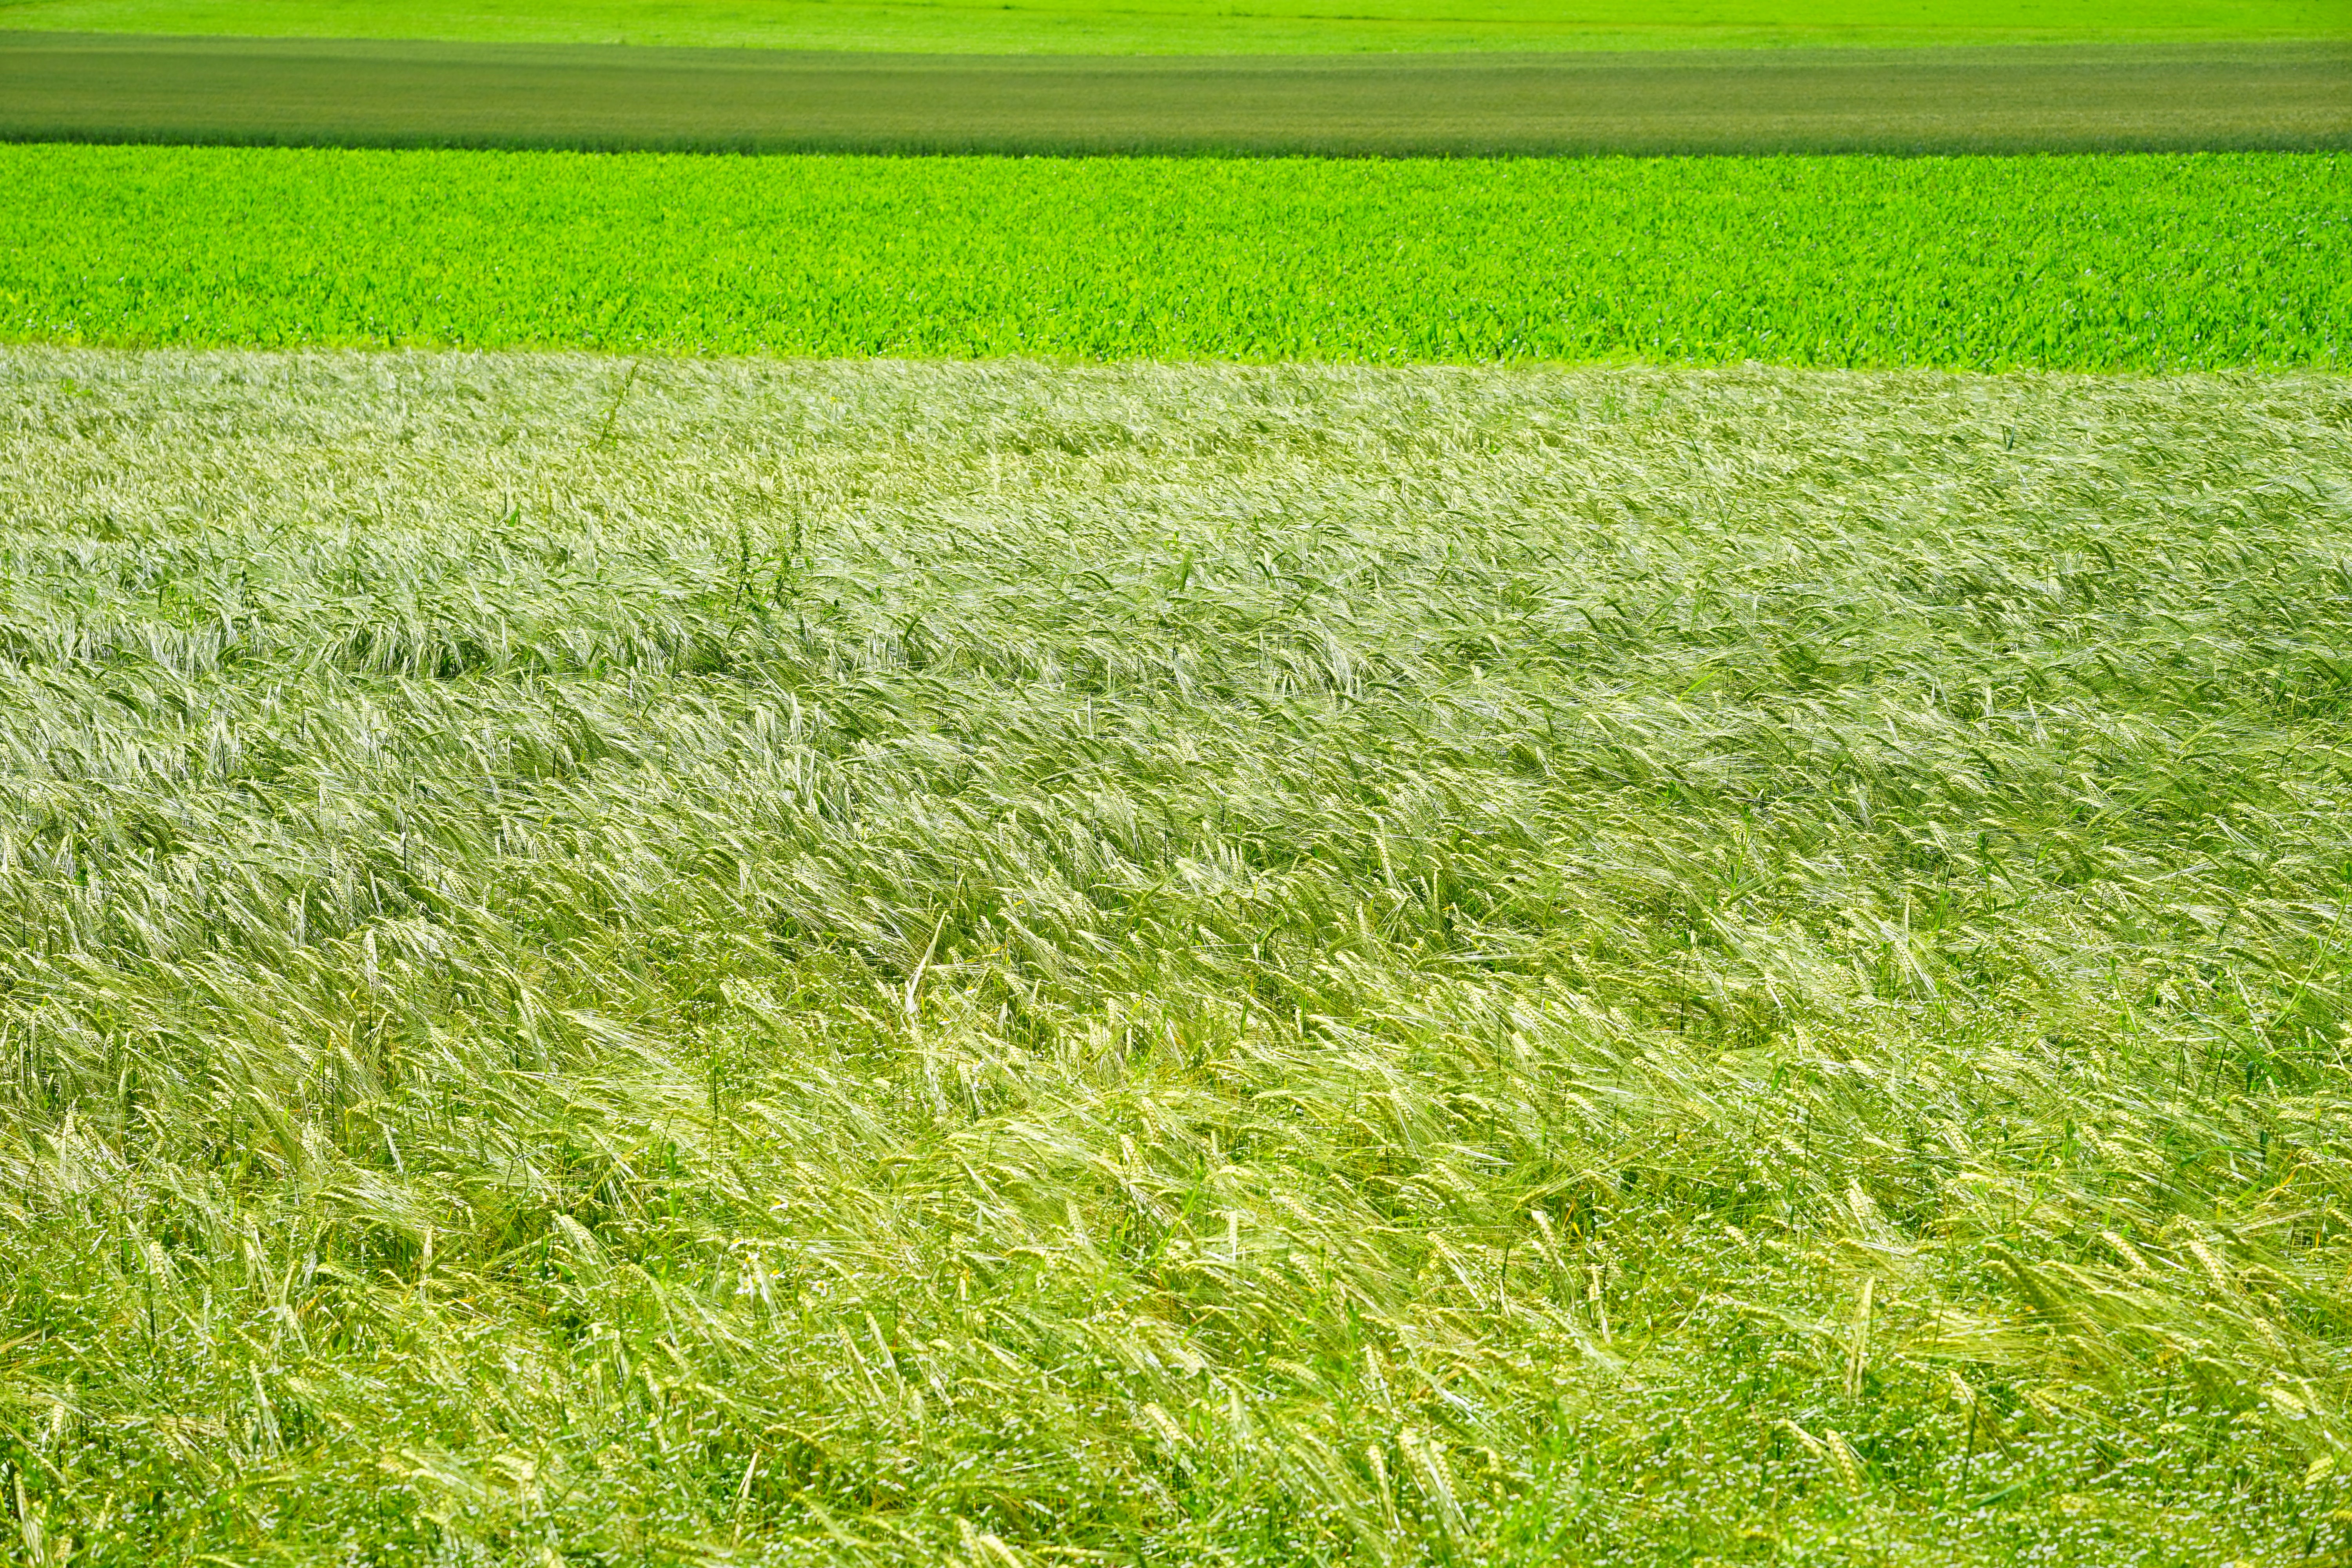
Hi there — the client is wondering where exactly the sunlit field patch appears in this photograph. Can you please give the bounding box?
[3,348,2349,1563]
[2,147,2343,368]
[7,0,2346,54]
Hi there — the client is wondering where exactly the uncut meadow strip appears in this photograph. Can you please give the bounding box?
[3,348,2351,1562]
[2,145,2344,368]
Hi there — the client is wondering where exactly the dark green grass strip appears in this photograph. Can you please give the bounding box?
[2,145,2344,368]
[3,34,2348,154]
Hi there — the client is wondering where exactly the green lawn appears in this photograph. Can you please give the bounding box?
[3,146,2341,369]
[4,346,2348,1564]
[1,0,2343,53]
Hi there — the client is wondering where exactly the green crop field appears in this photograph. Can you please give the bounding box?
[7,36,2346,156]
[2,0,2344,54]
[4,146,2345,368]
[5,0,2348,1558]
[9,0,2345,158]
[3,347,2349,1564]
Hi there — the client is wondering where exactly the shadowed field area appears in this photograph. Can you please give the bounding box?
[4,34,2347,152]
[2,348,2349,1563]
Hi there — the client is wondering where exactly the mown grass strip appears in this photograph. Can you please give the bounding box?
[5,0,2346,55]
[2,145,2343,369]
[3,35,2346,154]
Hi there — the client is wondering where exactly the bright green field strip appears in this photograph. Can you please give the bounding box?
[1,0,2343,54]
[4,348,2350,1563]
[3,146,2344,370]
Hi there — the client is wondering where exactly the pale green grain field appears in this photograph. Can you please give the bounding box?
[5,348,2352,1563]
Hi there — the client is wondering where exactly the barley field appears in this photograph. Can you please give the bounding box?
[4,347,2349,1564]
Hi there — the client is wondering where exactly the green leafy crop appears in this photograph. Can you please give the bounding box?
[2,146,2343,369]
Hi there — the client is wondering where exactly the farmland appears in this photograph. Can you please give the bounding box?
[4,347,2350,1564]
[4,147,2346,368]
[4,0,2350,1555]
[4,0,2345,56]
[7,36,2346,156]
[7,0,2343,157]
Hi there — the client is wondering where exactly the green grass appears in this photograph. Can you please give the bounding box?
[8,36,2347,156]
[1,0,2344,54]
[3,146,2346,369]
[3,347,2350,1564]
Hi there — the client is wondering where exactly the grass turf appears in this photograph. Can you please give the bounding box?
[3,347,2350,1563]
[3,147,2346,369]
[5,36,2346,156]
[0,0,2344,54]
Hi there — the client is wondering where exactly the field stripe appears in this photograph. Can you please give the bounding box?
[4,146,2343,368]
[3,33,2347,153]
